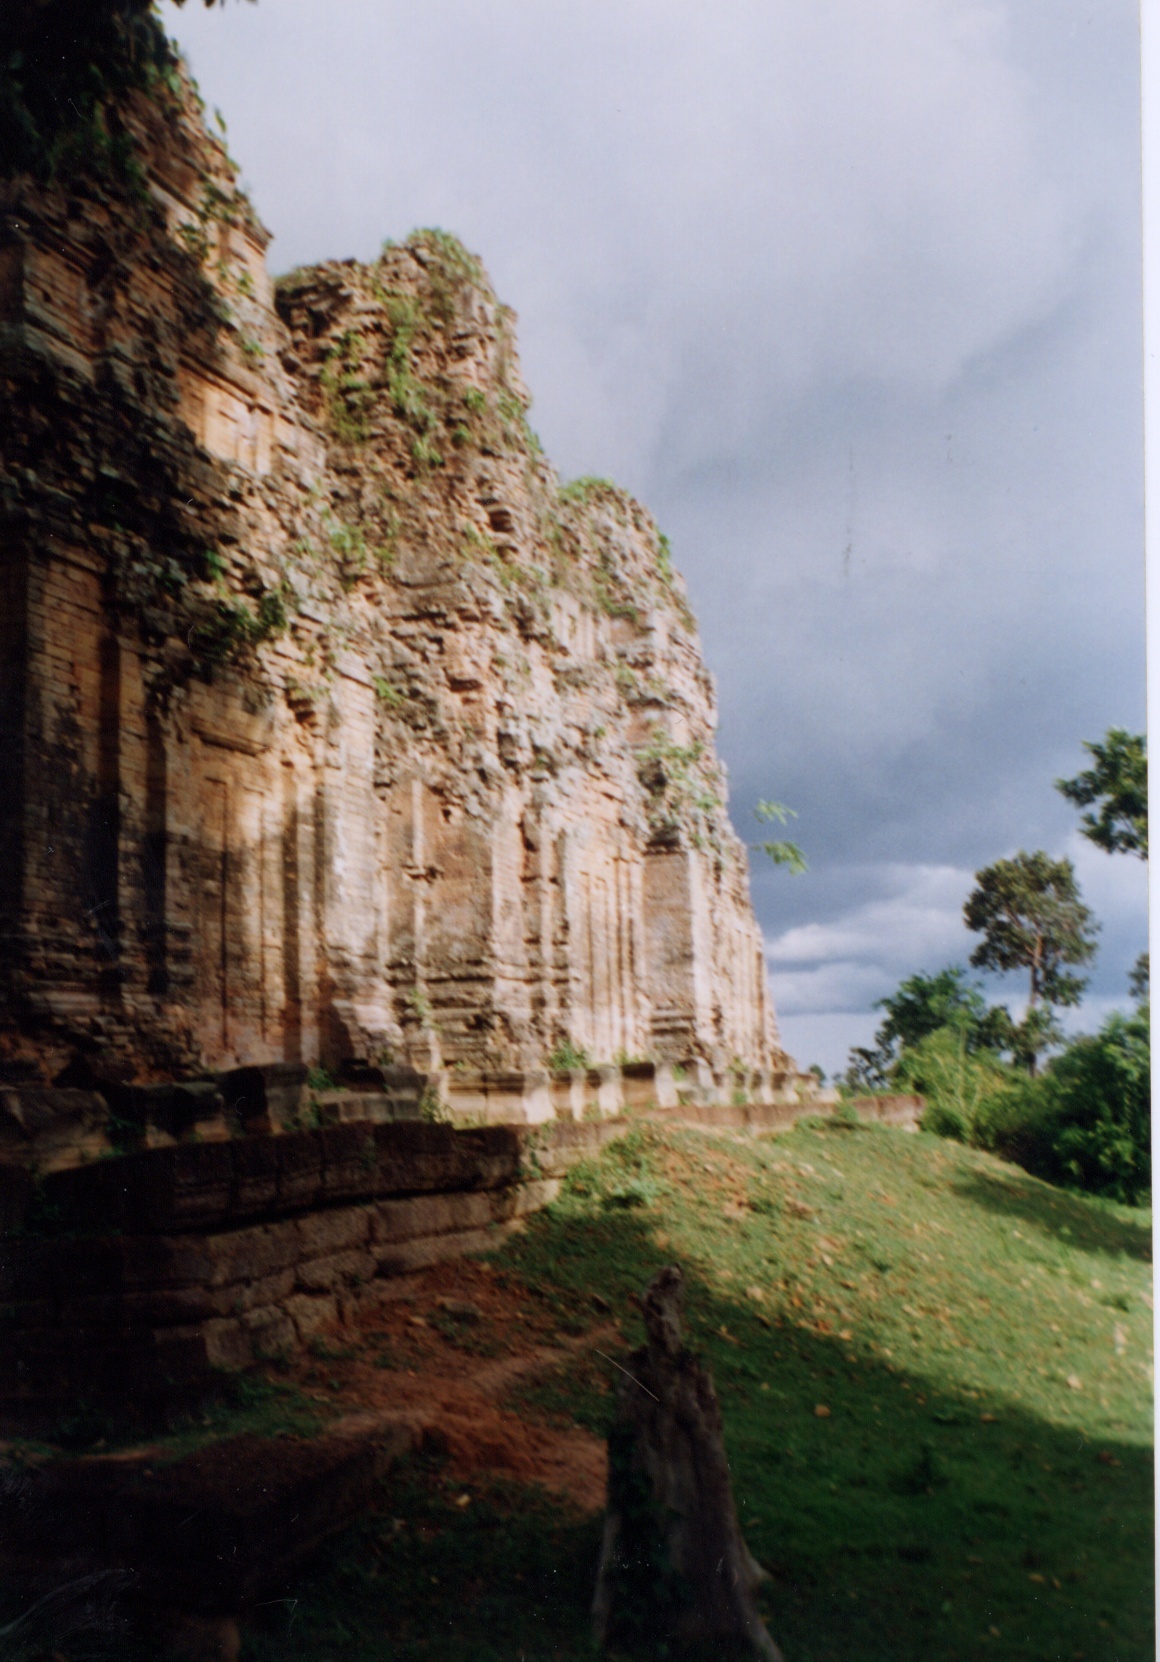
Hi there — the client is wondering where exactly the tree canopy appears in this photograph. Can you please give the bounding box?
[964,851,1098,1071]
[842,966,1014,1092]
[1056,728,1147,859]
[874,966,990,1052]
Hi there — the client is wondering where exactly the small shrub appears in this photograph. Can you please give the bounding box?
[977,1005,1151,1204]
[191,581,290,666]
[558,475,617,504]
[320,327,374,443]
[419,1087,451,1124]
[373,677,406,708]
[547,1039,590,1072]
[895,1024,1014,1143]
[406,987,432,1025]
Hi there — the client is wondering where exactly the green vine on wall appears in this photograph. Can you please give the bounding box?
[0,1,183,186]
[635,725,724,850]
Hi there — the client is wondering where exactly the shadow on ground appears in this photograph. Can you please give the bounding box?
[5,1129,1149,1662]
[233,1186,1152,1662]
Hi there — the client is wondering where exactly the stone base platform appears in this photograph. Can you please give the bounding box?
[0,1118,621,1428]
[0,1091,919,1429]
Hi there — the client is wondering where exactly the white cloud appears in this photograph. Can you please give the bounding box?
[769,960,895,1019]
[766,863,973,982]
[766,839,1146,1077]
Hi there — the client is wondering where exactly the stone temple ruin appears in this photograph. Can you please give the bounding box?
[0,60,815,1136]
[0,19,849,1399]
[0,25,851,1645]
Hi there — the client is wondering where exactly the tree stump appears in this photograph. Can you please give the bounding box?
[592,1265,783,1660]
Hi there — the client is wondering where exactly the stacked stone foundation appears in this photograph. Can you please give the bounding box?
[0,1117,620,1426]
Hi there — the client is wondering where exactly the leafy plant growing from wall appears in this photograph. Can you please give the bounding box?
[752,799,807,874]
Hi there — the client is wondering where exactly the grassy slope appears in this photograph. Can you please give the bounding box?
[247,1122,1153,1662]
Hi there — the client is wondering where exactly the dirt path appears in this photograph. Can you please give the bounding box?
[266,1258,618,1514]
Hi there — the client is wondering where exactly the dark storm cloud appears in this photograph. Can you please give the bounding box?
[163,0,1146,1077]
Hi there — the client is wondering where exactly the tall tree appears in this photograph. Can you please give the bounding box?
[1056,729,1147,858]
[964,851,1098,1073]
[1057,727,1148,1001]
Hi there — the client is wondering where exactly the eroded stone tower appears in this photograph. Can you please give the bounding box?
[0,57,803,1118]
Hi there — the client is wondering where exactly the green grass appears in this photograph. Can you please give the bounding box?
[25,1372,329,1464]
[224,1125,1159,1657]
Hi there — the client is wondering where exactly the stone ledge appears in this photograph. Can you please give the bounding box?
[0,1119,615,1419]
[5,1119,535,1238]
[846,1094,924,1128]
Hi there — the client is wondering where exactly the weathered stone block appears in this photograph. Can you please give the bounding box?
[550,1068,585,1121]
[518,1118,625,1178]
[849,1093,923,1128]
[620,1061,661,1112]
[51,1140,234,1234]
[105,1080,226,1146]
[240,1304,298,1359]
[295,1249,375,1294]
[0,1087,111,1172]
[219,1064,309,1134]
[332,1063,426,1119]
[370,1189,492,1249]
[199,1317,252,1372]
[507,1176,562,1217]
[284,1292,339,1343]
[317,1123,379,1204]
[296,1205,372,1259]
[373,1224,507,1279]
[231,1135,282,1214]
[588,1066,624,1119]
[371,1120,520,1195]
[225,1268,298,1318]
[276,1132,324,1212]
[130,1219,302,1293]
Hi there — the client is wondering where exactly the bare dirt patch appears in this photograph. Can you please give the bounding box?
[264,1258,615,1514]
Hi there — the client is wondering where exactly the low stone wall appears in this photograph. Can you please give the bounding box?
[654,1093,923,1135]
[846,1094,925,1129]
[0,1089,923,1425]
[0,1119,620,1424]
[0,1057,836,1178]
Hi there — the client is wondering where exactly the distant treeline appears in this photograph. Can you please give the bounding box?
[842,730,1149,1206]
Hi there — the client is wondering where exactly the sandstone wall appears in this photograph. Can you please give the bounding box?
[0,65,797,1112]
[0,1117,622,1419]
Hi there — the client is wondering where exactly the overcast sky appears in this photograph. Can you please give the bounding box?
[162,0,1147,1078]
